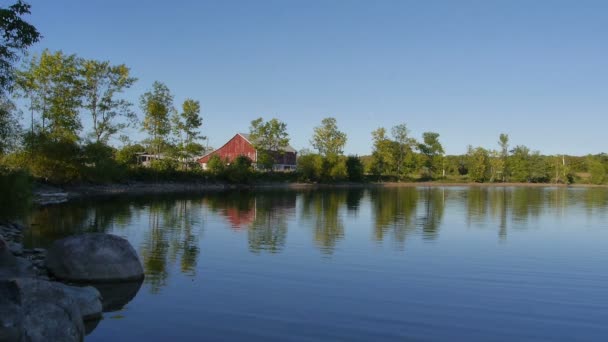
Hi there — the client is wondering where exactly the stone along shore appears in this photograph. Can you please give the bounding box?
[1,221,145,341]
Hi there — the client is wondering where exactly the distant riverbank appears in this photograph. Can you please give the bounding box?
[31,180,608,206]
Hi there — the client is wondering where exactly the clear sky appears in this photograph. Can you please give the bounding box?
[22,0,608,155]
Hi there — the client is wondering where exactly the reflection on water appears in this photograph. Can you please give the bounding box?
[21,187,608,341]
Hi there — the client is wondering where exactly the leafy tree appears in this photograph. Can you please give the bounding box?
[174,98,204,155]
[488,150,504,182]
[80,59,137,143]
[587,157,606,185]
[16,50,82,141]
[207,154,225,175]
[418,132,444,179]
[225,155,253,183]
[528,152,550,183]
[370,127,394,177]
[311,117,347,157]
[0,0,40,94]
[0,96,19,154]
[391,123,416,177]
[509,145,531,182]
[345,155,364,182]
[140,81,174,155]
[297,153,323,181]
[498,133,509,181]
[249,117,289,170]
[115,142,145,166]
[466,146,490,182]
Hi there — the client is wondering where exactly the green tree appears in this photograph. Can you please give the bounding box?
[311,117,347,157]
[509,145,530,182]
[140,81,174,155]
[498,133,509,181]
[370,127,394,177]
[80,59,137,143]
[207,154,225,175]
[391,123,416,178]
[0,96,19,154]
[345,155,364,182]
[587,156,606,185]
[249,117,290,170]
[0,0,40,94]
[16,50,82,141]
[178,99,203,154]
[297,153,323,181]
[466,146,490,182]
[418,132,444,179]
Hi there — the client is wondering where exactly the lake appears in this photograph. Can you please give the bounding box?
[22,186,608,341]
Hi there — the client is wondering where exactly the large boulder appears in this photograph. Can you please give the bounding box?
[0,278,89,342]
[46,233,144,282]
[0,280,23,341]
[0,237,34,280]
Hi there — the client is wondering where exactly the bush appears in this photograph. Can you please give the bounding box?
[225,155,253,183]
[0,167,32,219]
[345,155,364,182]
[297,154,324,182]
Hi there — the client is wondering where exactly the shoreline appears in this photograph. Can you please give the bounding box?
[32,181,608,205]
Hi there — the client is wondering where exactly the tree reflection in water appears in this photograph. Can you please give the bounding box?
[21,187,608,296]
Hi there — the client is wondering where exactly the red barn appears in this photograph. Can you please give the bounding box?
[197,133,297,171]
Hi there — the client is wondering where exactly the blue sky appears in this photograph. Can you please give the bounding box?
[22,0,608,155]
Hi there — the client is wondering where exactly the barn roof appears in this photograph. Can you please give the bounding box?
[238,133,297,153]
[197,133,297,162]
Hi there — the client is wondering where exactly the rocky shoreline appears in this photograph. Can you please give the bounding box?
[0,221,144,341]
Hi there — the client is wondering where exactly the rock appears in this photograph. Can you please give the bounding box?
[15,278,85,341]
[1,238,35,280]
[0,236,17,267]
[46,233,144,282]
[59,284,103,321]
[8,242,23,256]
[1,278,90,341]
[0,280,23,342]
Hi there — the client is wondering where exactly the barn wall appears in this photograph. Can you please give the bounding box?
[198,134,256,164]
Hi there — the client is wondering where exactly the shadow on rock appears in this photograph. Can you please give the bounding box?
[92,278,144,312]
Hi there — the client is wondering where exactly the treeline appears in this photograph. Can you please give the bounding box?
[0,1,606,192]
[361,124,607,185]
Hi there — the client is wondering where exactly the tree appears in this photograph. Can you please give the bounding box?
[249,117,289,170]
[509,145,530,182]
[0,97,19,154]
[140,81,174,155]
[370,127,395,177]
[345,155,364,182]
[178,98,203,149]
[391,124,416,178]
[311,117,347,157]
[587,156,606,185]
[466,146,490,182]
[16,50,82,141]
[0,0,40,94]
[498,133,509,181]
[80,59,137,143]
[418,132,444,179]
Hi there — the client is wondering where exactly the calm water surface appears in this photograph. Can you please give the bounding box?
[23,187,608,341]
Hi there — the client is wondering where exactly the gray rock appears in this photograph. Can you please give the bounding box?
[1,278,89,341]
[16,278,85,342]
[46,233,144,282]
[0,280,23,342]
[8,242,23,256]
[0,236,17,267]
[59,284,103,321]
